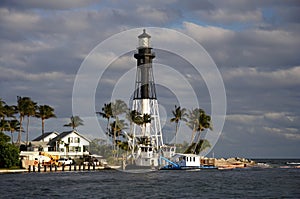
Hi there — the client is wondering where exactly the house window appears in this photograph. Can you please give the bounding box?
[68,137,73,143]
[69,146,75,152]
[83,146,88,152]
[75,147,81,152]
[74,137,80,143]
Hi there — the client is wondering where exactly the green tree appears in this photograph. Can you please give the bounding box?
[111,100,128,158]
[170,105,187,144]
[16,96,37,145]
[3,105,17,120]
[111,100,128,118]
[63,115,84,130]
[2,120,22,144]
[0,132,19,168]
[0,98,6,120]
[24,98,37,145]
[36,105,56,142]
[108,118,128,159]
[97,102,113,134]
[16,96,26,145]
[126,110,139,135]
[140,113,151,136]
[186,108,212,154]
[184,139,211,154]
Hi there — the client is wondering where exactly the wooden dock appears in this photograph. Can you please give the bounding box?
[27,164,107,172]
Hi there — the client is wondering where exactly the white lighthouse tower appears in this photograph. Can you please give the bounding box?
[131,29,164,167]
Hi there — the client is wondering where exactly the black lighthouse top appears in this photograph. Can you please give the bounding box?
[133,29,157,100]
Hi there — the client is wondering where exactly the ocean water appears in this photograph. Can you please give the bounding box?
[0,159,300,199]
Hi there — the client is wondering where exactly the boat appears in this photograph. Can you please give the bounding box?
[160,153,217,170]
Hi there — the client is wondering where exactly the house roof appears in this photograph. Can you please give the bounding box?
[48,130,91,145]
[32,131,58,141]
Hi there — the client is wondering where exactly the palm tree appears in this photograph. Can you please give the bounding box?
[16,96,37,145]
[0,98,6,121]
[140,113,151,136]
[108,119,128,142]
[97,102,113,134]
[36,105,56,142]
[3,120,22,144]
[108,118,128,159]
[111,100,128,156]
[170,105,187,144]
[3,105,17,120]
[186,108,212,154]
[24,98,37,145]
[111,100,128,118]
[0,104,18,143]
[63,115,84,130]
[16,96,27,145]
[184,139,211,154]
[126,110,141,134]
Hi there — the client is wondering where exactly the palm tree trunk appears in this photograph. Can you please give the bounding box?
[174,122,178,145]
[11,130,14,144]
[193,131,201,154]
[26,116,30,146]
[42,118,45,142]
[113,126,116,159]
[190,124,197,144]
[17,116,23,145]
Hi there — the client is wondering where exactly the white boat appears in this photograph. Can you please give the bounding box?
[160,153,217,170]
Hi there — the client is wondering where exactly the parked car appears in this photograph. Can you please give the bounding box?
[58,158,73,166]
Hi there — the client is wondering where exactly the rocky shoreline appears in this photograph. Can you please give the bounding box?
[214,157,257,169]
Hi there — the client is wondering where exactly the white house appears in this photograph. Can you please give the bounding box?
[30,130,91,158]
[28,131,59,152]
[32,131,59,142]
[48,130,90,158]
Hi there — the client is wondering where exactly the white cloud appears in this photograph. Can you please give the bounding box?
[224,66,300,87]
[263,126,300,140]
[226,114,262,124]
[0,67,72,81]
[197,8,262,24]
[183,21,235,43]
[0,8,40,30]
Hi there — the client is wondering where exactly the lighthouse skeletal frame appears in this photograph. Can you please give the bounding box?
[131,29,164,167]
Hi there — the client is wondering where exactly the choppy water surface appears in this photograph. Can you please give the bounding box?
[1,159,300,198]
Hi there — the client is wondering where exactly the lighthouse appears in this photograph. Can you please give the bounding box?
[131,29,164,167]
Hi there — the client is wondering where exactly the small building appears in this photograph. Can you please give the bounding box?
[28,131,59,152]
[48,130,90,158]
[174,153,201,167]
[29,130,91,158]
[32,131,59,142]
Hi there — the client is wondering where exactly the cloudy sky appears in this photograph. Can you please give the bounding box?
[1,0,299,158]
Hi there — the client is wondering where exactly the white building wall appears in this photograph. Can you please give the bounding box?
[58,132,90,157]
